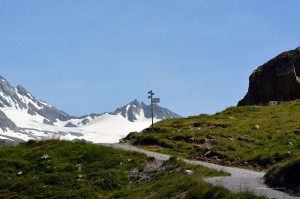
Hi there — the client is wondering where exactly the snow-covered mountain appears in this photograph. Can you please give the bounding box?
[0,76,181,144]
[112,99,181,122]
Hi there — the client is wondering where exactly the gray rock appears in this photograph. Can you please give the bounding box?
[238,47,300,106]
[64,122,78,127]
[184,170,194,175]
[81,119,89,125]
[41,154,50,159]
[0,110,17,131]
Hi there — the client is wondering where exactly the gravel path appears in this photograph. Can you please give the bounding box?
[99,143,299,199]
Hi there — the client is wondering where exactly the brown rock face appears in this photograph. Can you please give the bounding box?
[238,47,300,106]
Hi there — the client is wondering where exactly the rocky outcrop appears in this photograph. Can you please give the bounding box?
[0,110,17,131]
[238,47,300,106]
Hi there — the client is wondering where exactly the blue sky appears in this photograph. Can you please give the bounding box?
[1,1,300,117]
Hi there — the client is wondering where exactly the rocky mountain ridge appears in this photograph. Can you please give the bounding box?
[112,99,181,122]
[0,76,71,125]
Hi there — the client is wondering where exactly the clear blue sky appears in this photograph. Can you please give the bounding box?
[1,1,300,117]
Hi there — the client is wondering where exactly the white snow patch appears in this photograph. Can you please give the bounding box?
[0,135,13,141]
[2,107,45,128]
[39,101,52,107]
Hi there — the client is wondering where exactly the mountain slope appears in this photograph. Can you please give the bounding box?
[0,76,181,143]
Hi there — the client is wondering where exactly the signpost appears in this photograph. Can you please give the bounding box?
[148,90,160,132]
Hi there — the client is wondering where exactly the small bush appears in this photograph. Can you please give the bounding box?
[265,157,300,192]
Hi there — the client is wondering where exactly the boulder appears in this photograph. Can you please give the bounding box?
[238,47,300,106]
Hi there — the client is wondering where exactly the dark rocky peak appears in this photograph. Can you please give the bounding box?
[112,99,143,121]
[129,99,142,107]
[17,85,34,100]
[0,76,16,97]
[0,75,72,124]
[0,76,8,83]
[238,47,300,106]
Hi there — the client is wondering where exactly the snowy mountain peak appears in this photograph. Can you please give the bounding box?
[0,78,71,126]
[0,75,181,144]
[112,99,181,122]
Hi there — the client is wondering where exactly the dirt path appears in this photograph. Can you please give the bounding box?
[99,143,299,199]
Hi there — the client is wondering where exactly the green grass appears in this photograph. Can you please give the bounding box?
[124,100,300,170]
[0,140,264,198]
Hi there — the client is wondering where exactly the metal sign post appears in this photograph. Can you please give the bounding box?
[148,90,160,132]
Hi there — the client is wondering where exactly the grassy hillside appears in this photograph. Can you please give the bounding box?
[0,140,264,198]
[124,100,300,170]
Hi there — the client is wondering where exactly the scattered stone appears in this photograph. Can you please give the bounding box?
[184,170,194,175]
[206,135,215,139]
[128,159,132,162]
[288,142,293,146]
[253,125,260,130]
[268,101,278,106]
[76,163,83,172]
[188,137,195,142]
[228,138,234,141]
[17,171,22,175]
[41,154,50,159]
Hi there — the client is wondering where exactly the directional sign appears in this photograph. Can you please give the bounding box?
[152,98,160,103]
[147,90,160,132]
[148,90,154,98]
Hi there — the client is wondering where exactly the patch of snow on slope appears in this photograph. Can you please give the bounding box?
[39,101,52,107]
[2,107,45,128]
[0,92,13,106]
[78,113,160,143]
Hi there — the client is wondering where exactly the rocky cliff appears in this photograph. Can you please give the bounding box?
[238,47,300,106]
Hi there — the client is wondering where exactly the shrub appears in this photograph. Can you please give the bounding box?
[265,157,300,191]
